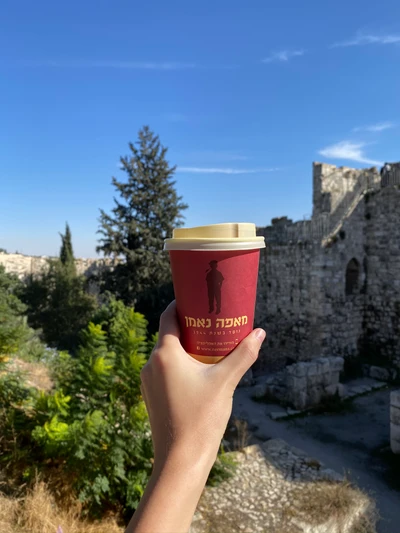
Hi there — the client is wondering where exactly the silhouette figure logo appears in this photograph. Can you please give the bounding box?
[206,260,224,314]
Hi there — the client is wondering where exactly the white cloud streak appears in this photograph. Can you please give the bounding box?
[20,59,198,70]
[353,121,396,133]
[319,140,383,167]
[177,167,278,175]
[262,49,305,63]
[332,32,400,48]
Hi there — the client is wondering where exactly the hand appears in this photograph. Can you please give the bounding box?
[140,301,266,473]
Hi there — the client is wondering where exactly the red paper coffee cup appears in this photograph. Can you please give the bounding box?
[164,223,265,364]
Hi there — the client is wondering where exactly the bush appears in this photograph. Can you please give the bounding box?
[20,259,97,352]
[27,298,153,515]
[0,295,235,522]
[0,265,32,355]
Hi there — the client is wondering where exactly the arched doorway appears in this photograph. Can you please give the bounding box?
[345,258,360,296]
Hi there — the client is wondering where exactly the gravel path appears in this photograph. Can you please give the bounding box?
[233,386,400,533]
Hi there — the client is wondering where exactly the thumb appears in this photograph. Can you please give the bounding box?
[216,328,266,389]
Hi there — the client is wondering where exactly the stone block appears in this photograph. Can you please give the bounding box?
[292,390,307,410]
[308,386,324,406]
[390,405,400,426]
[306,362,319,377]
[322,372,333,387]
[286,362,308,378]
[287,375,307,392]
[261,438,287,454]
[270,412,288,421]
[325,384,339,397]
[251,383,267,400]
[391,389,400,408]
[369,366,390,382]
[330,371,340,384]
[391,422,400,454]
[315,357,331,374]
[329,356,344,372]
[337,383,346,398]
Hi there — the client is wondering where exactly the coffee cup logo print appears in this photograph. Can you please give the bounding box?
[206,260,224,314]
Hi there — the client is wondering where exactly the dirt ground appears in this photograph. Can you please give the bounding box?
[232,385,400,533]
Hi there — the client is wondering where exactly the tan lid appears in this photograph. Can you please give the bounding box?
[164,223,265,251]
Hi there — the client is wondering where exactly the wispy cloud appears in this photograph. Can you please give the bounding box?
[319,140,383,167]
[332,32,400,48]
[353,121,396,133]
[262,49,305,63]
[177,167,278,175]
[19,59,198,70]
[179,151,250,162]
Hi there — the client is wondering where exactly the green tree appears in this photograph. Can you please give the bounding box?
[0,266,30,354]
[20,228,97,352]
[96,126,188,328]
[59,222,76,274]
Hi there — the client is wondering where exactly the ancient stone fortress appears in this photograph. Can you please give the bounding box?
[256,161,400,377]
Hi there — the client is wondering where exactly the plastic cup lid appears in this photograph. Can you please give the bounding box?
[164,223,265,251]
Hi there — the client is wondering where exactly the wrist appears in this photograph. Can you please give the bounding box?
[153,442,217,481]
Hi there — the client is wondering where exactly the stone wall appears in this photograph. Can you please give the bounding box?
[391,390,400,454]
[255,235,321,370]
[256,162,400,373]
[362,187,400,367]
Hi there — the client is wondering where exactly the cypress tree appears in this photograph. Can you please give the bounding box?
[59,223,76,274]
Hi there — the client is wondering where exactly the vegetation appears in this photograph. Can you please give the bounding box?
[0,131,236,528]
[97,126,188,330]
[0,482,123,533]
[0,296,153,516]
[20,224,97,352]
[0,265,29,355]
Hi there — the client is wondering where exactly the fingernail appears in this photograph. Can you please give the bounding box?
[254,329,266,342]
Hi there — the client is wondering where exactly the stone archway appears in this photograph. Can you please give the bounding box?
[345,258,360,296]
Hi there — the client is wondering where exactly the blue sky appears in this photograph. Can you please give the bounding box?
[1,0,400,257]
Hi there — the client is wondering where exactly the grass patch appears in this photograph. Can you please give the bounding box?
[290,480,377,532]
[0,482,123,533]
[206,449,237,487]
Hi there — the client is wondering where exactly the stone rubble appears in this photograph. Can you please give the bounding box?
[252,357,344,410]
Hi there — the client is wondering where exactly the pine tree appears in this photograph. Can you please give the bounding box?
[59,223,76,274]
[96,126,188,326]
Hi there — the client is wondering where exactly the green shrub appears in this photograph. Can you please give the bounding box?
[0,266,31,355]
[29,298,152,514]
[0,295,236,520]
[207,446,237,487]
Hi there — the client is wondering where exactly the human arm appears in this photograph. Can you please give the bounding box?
[125,301,266,533]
